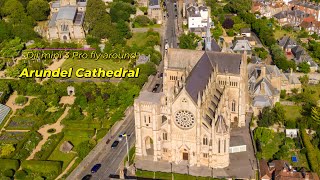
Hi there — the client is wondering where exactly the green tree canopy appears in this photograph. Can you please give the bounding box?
[178,33,201,49]
[27,0,50,21]
[298,61,311,73]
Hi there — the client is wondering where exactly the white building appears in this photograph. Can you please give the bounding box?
[186,5,212,29]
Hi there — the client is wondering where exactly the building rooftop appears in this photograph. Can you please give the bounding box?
[149,0,160,9]
[136,91,164,104]
[56,6,77,20]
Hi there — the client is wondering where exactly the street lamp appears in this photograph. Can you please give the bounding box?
[123,133,130,166]
[187,165,189,175]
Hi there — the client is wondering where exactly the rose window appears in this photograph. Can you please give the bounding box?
[174,110,195,129]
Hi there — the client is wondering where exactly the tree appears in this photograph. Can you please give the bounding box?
[212,24,223,40]
[110,2,135,22]
[0,37,25,58]
[178,33,201,49]
[298,61,311,73]
[27,0,49,21]
[222,18,234,29]
[280,90,286,99]
[0,20,13,43]
[0,144,15,157]
[311,106,320,125]
[134,15,151,26]
[116,20,132,39]
[299,75,309,85]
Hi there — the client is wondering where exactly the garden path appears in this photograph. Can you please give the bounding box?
[0,91,35,132]
[26,107,70,160]
[55,157,78,180]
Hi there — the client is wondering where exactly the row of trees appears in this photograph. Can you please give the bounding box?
[85,0,134,45]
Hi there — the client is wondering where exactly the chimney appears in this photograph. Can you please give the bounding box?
[261,66,266,78]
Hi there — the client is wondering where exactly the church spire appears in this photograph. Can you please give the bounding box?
[205,13,211,51]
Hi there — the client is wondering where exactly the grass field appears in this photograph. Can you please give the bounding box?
[283,105,302,121]
[136,169,221,180]
[48,130,92,170]
[127,32,149,47]
[60,59,129,79]
[274,29,297,40]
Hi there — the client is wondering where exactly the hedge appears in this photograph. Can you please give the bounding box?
[0,159,20,171]
[301,129,320,173]
[33,132,64,160]
[62,121,101,129]
[63,128,95,138]
[12,132,43,160]
[21,160,62,175]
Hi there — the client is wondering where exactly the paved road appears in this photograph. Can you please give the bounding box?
[77,112,136,180]
[165,0,178,48]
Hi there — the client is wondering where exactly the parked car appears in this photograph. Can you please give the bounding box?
[155,84,160,88]
[91,164,101,173]
[82,174,92,180]
[159,73,163,78]
[152,87,157,93]
[111,140,120,148]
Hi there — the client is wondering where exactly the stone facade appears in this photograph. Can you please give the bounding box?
[47,0,86,41]
[134,49,248,168]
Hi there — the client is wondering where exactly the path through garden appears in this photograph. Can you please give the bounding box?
[40,56,67,84]
[1,91,35,133]
[55,157,79,180]
[26,106,71,160]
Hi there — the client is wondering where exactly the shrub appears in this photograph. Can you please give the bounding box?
[15,96,28,105]
[134,15,151,27]
[21,160,62,176]
[280,90,286,99]
[3,169,14,177]
[301,129,320,173]
[14,170,28,179]
[0,159,20,171]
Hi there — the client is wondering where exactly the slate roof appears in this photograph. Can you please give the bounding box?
[60,141,74,153]
[240,28,251,34]
[56,6,77,20]
[210,39,221,52]
[284,73,301,84]
[48,13,58,27]
[166,49,242,102]
[278,36,297,49]
[252,95,272,107]
[274,11,287,19]
[51,1,60,8]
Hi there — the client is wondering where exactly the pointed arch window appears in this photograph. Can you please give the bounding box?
[232,101,236,112]
[163,131,168,140]
[203,136,208,145]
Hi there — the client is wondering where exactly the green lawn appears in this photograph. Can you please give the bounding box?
[274,29,297,40]
[283,105,302,121]
[60,59,129,79]
[133,23,161,28]
[127,32,149,47]
[136,169,222,180]
[48,130,92,170]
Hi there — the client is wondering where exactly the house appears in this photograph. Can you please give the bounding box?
[232,40,252,57]
[289,1,320,22]
[259,159,320,180]
[299,16,316,34]
[248,64,281,115]
[274,11,288,25]
[278,36,297,53]
[234,36,258,47]
[287,10,309,27]
[148,0,163,24]
[285,129,299,138]
[47,0,86,42]
[282,70,302,94]
[240,28,251,37]
[291,45,319,72]
[186,4,212,30]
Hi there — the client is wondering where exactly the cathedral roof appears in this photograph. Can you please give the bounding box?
[56,6,77,21]
[184,51,242,102]
[215,115,228,134]
[136,91,164,104]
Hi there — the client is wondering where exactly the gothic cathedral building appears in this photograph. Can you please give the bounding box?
[134,48,248,168]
